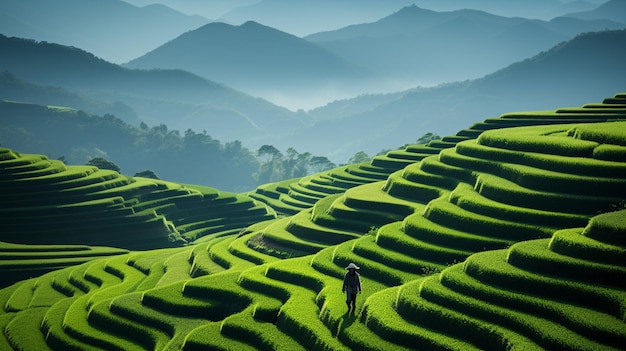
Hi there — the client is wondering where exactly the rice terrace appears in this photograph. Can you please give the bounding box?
[0,91,625,350]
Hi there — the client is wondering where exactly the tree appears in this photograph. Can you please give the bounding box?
[254,145,283,184]
[348,151,370,164]
[86,157,120,172]
[257,145,282,163]
[134,170,159,179]
[416,132,441,145]
[307,156,335,174]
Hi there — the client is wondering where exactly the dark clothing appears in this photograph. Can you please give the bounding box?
[342,271,362,312]
[342,271,362,294]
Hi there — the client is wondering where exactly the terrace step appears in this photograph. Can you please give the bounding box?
[439,264,626,347]
[360,284,485,351]
[463,250,626,318]
[397,274,603,350]
[375,221,472,265]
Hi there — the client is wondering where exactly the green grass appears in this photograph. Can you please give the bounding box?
[473,173,621,215]
[260,217,329,254]
[448,182,589,228]
[227,232,280,265]
[570,121,626,146]
[399,274,605,350]
[440,264,626,346]
[506,239,626,289]
[375,220,472,264]
[352,234,446,276]
[478,124,600,156]
[583,209,626,245]
[423,196,554,241]
[456,138,626,177]
[5,308,50,350]
[463,250,626,318]
[285,209,362,245]
[548,228,626,265]
[362,284,490,350]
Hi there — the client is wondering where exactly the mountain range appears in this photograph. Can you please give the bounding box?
[305,3,625,86]
[211,0,608,36]
[123,3,624,109]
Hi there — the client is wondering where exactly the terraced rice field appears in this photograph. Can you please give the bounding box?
[1,93,625,350]
[0,149,276,287]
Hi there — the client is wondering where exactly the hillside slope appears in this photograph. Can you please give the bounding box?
[564,0,626,23]
[0,94,624,350]
[0,71,141,125]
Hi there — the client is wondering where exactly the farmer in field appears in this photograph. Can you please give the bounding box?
[342,262,362,313]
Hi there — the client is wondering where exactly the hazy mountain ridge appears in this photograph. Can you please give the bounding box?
[216,0,608,36]
[305,4,624,86]
[0,0,211,63]
[564,0,626,23]
[218,0,416,36]
[0,71,141,124]
[414,0,606,19]
[0,34,306,145]
[122,0,257,19]
[124,20,384,109]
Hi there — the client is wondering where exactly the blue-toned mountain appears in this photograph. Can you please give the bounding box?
[216,0,604,36]
[124,21,382,109]
[564,0,626,23]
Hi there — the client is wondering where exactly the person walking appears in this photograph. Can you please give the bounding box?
[342,262,362,313]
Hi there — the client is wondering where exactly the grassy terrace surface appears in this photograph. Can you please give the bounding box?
[0,93,625,350]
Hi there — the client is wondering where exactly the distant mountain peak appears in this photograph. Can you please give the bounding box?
[241,20,264,27]
[390,3,436,17]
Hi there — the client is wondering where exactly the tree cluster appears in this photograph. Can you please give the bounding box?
[0,102,345,191]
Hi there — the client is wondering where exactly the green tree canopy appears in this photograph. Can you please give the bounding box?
[134,170,159,179]
[348,151,371,164]
[86,157,120,172]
